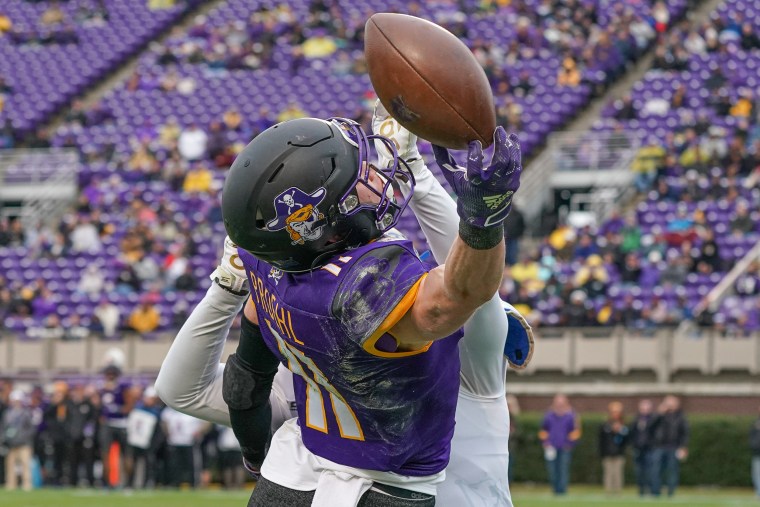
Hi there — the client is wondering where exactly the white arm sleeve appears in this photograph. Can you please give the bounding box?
[156,283,298,430]
[403,164,509,398]
[155,283,246,426]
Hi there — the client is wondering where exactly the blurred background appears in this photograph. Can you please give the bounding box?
[0,0,758,504]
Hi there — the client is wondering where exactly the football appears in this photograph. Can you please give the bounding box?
[364,13,496,149]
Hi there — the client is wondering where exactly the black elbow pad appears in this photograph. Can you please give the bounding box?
[222,316,279,411]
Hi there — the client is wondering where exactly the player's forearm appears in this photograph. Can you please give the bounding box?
[444,230,505,306]
[155,283,245,426]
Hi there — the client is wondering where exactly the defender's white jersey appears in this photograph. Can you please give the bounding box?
[403,159,514,507]
[155,284,297,431]
[442,391,512,507]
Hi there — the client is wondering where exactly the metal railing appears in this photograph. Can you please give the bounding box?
[0,148,79,228]
[516,130,641,226]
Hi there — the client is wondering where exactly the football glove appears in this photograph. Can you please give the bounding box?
[503,301,535,370]
[432,128,522,229]
[372,100,425,176]
[209,236,249,296]
[242,455,262,480]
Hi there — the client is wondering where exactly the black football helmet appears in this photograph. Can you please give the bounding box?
[222,117,414,272]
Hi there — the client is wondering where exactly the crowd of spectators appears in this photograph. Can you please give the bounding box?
[0,0,757,338]
[0,363,246,490]
[498,2,760,336]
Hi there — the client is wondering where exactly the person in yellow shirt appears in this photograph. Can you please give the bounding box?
[128,302,160,334]
[511,255,545,293]
[301,30,338,59]
[730,90,754,118]
[0,13,12,33]
[277,102,307,123]
[158,118,181,149]
[182,164,212,194]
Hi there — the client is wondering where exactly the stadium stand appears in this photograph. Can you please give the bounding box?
[0,0,756,388]
[487,0,760,334]
[0,0,203,140]
[0,0,694,343]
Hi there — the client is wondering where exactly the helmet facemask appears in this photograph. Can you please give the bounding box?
[329,117,415,233]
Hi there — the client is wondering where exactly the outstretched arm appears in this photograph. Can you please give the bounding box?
[373,105,507,396]
[156,237,296,432]
[388,125,521,348]
[155,281,245,426]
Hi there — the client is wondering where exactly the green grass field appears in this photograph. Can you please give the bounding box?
[1,486,757,507]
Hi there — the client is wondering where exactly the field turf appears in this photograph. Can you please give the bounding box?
[1,485,757,507]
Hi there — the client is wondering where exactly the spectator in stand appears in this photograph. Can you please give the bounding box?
[0,119,14,149]
[70,216,102,253]
[599,401,629,495]
[650,395,689,497]
[162,151,188,191]
[31,287,56,319]
[222,107,243,132]
[511,254,543,294]
[1,390,34,491]
[28,314,65,340]
[78,264,105,295]
[562,289,594,326]
[751,405,760,498]
[63,314,90,341]
[0,12,12,34]
[539,394,582,495]
[206,121,227,163]
[41,2,65,26]
[127,140,160,179]
[630,399,657,496]
[158,118,181,149]
[163,245,188,287]
[302,28,337,58]
[160,407,209,488]
[731,88,754,119]
[504,205,526,266]
[174,265,197,291]
[683,30,706,55]
[277,101,307,123]
[68,383,98,487]
[128,300,161,334]
[574,255,610,298]
[557,56,581,87]
[696,229,721,274]
[741,22,760,50]
[177,123,208,162]
[182,164,213,194]
[93,298,120,339]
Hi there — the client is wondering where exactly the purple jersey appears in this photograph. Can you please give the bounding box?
[238,237,463,476]
[99,382,129,424]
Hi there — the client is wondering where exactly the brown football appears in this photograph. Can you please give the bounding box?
[364,13,496,149]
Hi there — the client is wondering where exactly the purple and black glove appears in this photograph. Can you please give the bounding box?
[432,127,522,229]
